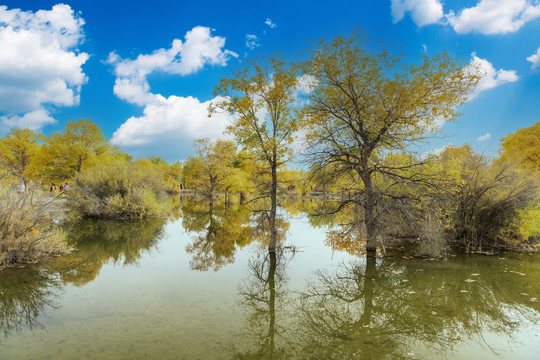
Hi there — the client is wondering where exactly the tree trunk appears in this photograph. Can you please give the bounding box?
[77,157,83,173]
[268,156,278,251]
[209,177,216,207]
[361,167,377,254]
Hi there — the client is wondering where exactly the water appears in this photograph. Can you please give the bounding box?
[0,202,539,359]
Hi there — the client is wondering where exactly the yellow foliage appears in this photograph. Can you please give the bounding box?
[499,121,540,173]
[39,119,110,181]
[211,56,300,212]
[516,204,540,240]
[70,155,168,219]
[0,128,43,184]
[183,138,248,195]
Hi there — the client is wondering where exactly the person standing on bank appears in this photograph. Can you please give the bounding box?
[17,182,25,195]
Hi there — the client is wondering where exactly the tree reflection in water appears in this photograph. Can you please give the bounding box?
[0,200,538,358]
[231,207,539,359]
[182,200,254,271]
[0,218,167,341]
[0,266,62,344]
[297,234,539,359]
[233,217,295,359]
[53,218,166,286]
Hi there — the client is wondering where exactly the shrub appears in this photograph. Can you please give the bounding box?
[417,213,449,257]
[68,158,168,219]
[432,145,538,251]
[0,184,69,267]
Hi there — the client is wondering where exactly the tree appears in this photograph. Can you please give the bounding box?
[0,128,43,185]
[499,121,540,173]
[40,119,110,181]
[183,138,239,201]
[299,30,481,254]
[211,57,299,251]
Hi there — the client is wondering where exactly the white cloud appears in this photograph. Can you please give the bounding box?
[390,0,444,27]
[0,4,88,130]
[112,96,230,146]
[0,109,56,132]
[111,78,156,106]
[265,18,277,29]
[527,46,540,70]
[108,26,238,81]
[423,143,453,159]
[245,34,260,50]
[0,4,84,48]
[109,26,237,156]
[446,0,540,35]
[477,133,491,141]
[391,0,540,34]
[467,54,519,99]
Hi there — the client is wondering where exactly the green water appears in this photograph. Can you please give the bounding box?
[0,202,539,359]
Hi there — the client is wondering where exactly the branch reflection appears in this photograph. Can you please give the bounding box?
[298,249,539,359]
[0,217,167,341]
[182,199,253,271]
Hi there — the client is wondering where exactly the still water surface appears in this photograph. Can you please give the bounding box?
[0,202,539,359]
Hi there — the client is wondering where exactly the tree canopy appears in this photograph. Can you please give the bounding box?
[499,121,540,173]
[299,30,482,253]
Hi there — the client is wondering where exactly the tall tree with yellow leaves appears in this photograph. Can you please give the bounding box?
[40,119,110,181]
[299,30,481,254]
[210,57,299,251]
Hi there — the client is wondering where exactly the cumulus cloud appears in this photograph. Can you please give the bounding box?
[245,34,260,50]
[112,95,231,146]
[109,26,237,157]
[390,0,444,27]
[107,26,238,106]
[477,133,491,141]
[391,0,540,34]
[0,110,56,132]
[446,0,540,35]
[527,46,540,70]
[468,54,519,99]
[0,4,88,130]
[110,27,237,78]
[265,18,277,29]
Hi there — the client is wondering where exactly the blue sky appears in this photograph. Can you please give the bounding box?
[1,0,539,162]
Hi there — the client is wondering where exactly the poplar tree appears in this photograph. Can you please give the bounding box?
[210,57,299,251]
[299,30,481,254]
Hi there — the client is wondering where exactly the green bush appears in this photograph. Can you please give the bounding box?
[69,158,168,219]
[0,184,69,267]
